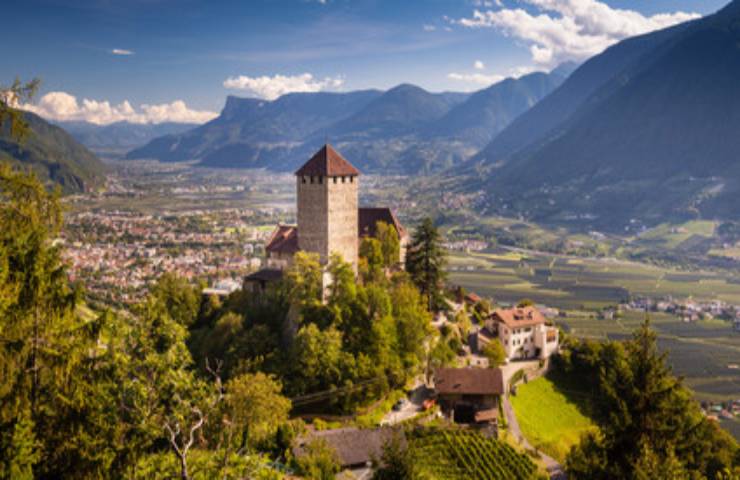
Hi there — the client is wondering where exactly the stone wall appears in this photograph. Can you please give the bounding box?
[296,174,358,270]
[297,175,329,261]
[326,175,358,270]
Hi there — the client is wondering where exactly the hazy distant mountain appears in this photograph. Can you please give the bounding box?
[1,112,105,193]
[427,68,574,146]
[469,0,740,230]
[59,121,198,151]
[127,68,568,173]
[128,90,383,166]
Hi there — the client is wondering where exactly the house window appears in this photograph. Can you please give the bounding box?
[504,340,508,346]
[318,176,323,184]
[310,176,314,184]
[350,176,354,183]
[302,176,306,184]
[333,177,337,184]
[341,176,346,183]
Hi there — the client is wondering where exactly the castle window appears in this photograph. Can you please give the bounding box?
[350,176,354,183]
[302,176,306,184]
[333,176,337,184]
[310,176,314,184]
[341,176,346,183]
[318,176,323,184]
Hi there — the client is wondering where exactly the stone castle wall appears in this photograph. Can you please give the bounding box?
[296,175,359,270]
[297,176,329,261]
[326,176,358,270]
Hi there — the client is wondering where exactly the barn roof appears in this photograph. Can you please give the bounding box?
[293,427,403,468]
[434,367,504,396]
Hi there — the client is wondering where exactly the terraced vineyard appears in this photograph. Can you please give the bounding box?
[411,428,538,480]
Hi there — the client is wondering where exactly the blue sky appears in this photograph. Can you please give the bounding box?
[2,0,729,124]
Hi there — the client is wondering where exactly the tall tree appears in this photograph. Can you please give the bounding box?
[376,221,400,269]
[224,372,291,449]
[0,78,39,140]
[372,432,417,480]
[404,218,447,312]
[566,318,739,479]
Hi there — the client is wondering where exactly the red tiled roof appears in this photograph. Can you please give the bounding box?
[295,144,360,177]
[492,306,547,329]
[265,225,299,255]
[358,207,406,239]
[434,367,504,396]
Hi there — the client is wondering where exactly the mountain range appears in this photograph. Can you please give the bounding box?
[0,112,106,193]
[58,121,198,153]
[464,0,740,231]
[127,66,575,173]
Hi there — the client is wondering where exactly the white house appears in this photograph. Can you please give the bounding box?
[489,306,559,361]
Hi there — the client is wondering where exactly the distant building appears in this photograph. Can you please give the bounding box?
[246,144,408,291]
[487,306,559,361]
[734,317,740,332]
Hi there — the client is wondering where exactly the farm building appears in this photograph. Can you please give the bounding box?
[433,367,504,424]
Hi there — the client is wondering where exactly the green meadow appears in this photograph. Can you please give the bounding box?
[510,375,596,463]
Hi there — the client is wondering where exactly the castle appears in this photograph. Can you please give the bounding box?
[245,144,407,290]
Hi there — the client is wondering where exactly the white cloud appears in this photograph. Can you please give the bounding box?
[222,73,344,100]
[474,60,485,70]
[423,24,437,31]
[111,48,134,55]
[448,72,505,86]
[457,0,700,67]
[448,65,537,87]
[21,91,218,125]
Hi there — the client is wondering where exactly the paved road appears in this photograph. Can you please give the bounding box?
[502,395,566,480]
[381,378,430,425]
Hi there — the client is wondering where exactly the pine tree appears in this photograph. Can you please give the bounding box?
[404,218,447,312]
[566,317,740,479]
[5,412,40,480]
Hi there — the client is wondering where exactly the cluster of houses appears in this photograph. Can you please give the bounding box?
[621,296,740,329]
[702,399,740,422]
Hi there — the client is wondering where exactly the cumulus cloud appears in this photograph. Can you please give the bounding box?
[474,60,485,70]
[457,0,700,66]
[111,48,134,55]
[21,91,218,125]
[222,73,344,100]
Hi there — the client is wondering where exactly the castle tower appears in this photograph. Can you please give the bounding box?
[295,144,360,270]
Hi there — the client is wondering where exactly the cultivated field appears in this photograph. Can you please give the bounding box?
[411,428,539,480]
[449,249,740,406]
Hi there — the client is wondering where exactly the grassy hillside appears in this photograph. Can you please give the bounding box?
[1,111,105,193]
[510,374,596,462]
